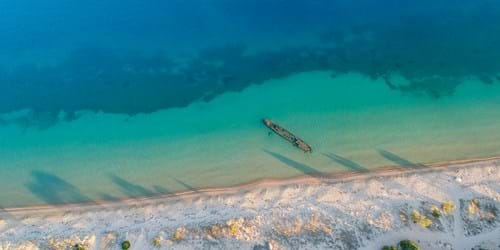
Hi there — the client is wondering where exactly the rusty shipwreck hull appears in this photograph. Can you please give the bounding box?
[263,118,312,153]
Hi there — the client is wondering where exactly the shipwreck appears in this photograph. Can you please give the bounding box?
[263,118,312,153]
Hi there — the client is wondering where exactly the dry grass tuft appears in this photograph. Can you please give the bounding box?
[274,214,333,237]
[172,227,187,241]
[411,210,432,228]
[152,236,162,247]
[303,214,333,234]
[274,220,303,237]
[480,212,496,220]
[207,224,224,238]
[442,201,455,215]
[468,199,480,215]
[226,219,244,237]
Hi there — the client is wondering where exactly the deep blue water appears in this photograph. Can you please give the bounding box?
[1,1,500,126]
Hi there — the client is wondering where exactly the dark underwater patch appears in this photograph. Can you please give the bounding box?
[1,1,499,127]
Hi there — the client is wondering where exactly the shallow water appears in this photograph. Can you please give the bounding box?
[1,1,500,207]
[1,71,500,207]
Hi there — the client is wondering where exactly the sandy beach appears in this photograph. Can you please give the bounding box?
[1,158,499,250]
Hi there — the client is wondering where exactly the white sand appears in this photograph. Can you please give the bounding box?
[1,158,499,250]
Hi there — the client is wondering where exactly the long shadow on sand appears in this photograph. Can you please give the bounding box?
[109,174,174,199]
[26,170,92,204]
[172,177,206,196]
[264,149,324,176]
[153,185,172,194]
[173,178,196,191]
[378,149,425,168]
[322,153,368,172]
[109,174,157,197]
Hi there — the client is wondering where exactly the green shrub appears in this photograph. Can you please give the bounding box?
[431,206,441,218]
[398,240,420,250]
[73,244,86,250]
[121,240,131,250]
[382,246,397,250]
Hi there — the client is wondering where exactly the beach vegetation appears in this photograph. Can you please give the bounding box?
[227,220,241,237]
[121,240,131,250]
[381,240,420,250]
[73,244,86,250]
[468,199,480,215]
[303,214,332,234]
[274,220,303,236]
[441,201,455,214]
[410,210,432,228]
[207,224,223,238]
[320,224,333,234]
[480,211,496,220]
[431,206,441,218]
[398,240,420,250]
[172,227,187,241]
[303,219,319,233]
[152,236,161,247]
[382,246,397,250]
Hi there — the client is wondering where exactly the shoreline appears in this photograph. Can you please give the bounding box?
[3,70,500,211]
[1,154,499,249]
[3,70,500,212]
[4,154,500,214]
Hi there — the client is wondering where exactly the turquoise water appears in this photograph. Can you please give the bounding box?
[1,1,500,207]
[1,71,500,207]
